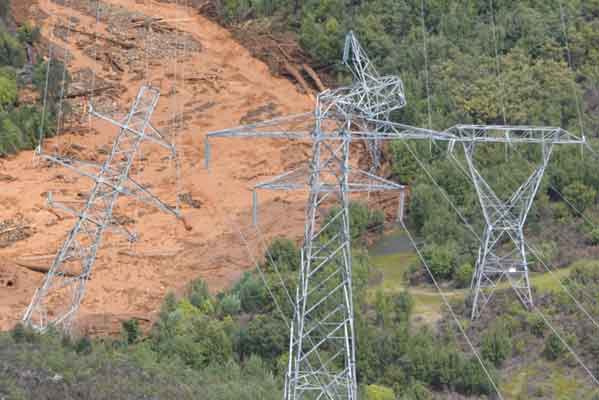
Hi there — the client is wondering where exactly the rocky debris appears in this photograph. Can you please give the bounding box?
[0,173,16,182]
[0,217,33,248]
[0,265,16,289]
[178,192,203,209]
[240,102,280,125]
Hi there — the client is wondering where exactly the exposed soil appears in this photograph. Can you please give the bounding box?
[0,0,315,334]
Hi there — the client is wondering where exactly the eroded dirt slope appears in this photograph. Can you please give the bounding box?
[0,0,313,334]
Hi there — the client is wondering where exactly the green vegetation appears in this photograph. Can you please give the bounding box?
[211,0,599,290]
[0,4,65,156]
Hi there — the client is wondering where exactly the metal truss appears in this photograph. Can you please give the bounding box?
[446,125,585,319]
[206,31,444,400]
[23,85,186,332]
[329,31,406,171]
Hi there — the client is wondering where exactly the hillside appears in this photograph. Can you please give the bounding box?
[0,0,313,333]
[1,0,599,399]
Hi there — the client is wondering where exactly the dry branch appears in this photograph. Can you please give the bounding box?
[56,24,136,49]
[302,64,326,92]
[13,259,82,278]
[284,63,312,95]
[66,85,118,99]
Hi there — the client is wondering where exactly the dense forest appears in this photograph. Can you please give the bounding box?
[2,0,599,399]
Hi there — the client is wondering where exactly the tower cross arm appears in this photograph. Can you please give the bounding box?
[446,125,585,144]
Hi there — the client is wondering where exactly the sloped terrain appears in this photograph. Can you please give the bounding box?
[0,0,314,333]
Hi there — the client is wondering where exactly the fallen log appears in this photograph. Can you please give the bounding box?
[118,248,183,258]
[65,85,118,99]
[302,64,326,92]
[105,52,124,73]
[55,25,136,49]
[284,63,312,95]
[0,225,30,236]
[13,259,82,278]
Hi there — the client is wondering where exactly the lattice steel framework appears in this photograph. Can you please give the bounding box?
[206,32,445,400]
[23,85,187,332]
[446,125,585,319]
[336,31,406,171]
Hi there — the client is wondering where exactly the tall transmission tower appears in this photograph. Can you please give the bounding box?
[24,85,189,332]
[340,31,406,171]
[446,125,585,319]
[206,32,444,400]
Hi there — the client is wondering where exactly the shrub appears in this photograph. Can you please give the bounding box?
[481,324,512,367]
[422,242,458,280]
[365,384,395,400]
[324,202,385,242]
[17,23,41,45]
[543,333,565,360]
[563,182,596,214]
[234,272,270,314]
[589,228,599,246]
[187,278,212,312]
[526,313,546,337]
[0,30,25,68]
[393,291,414,322]
[33,59,70,112]
[455,263,473,288]
[75,336,92,355]
[219,293,241,316]
[0,69,16,111]
[122,319,141,345]
[264,237,300,271]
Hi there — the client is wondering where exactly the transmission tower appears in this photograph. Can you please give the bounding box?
[339,31,406,171]
[23,85,189,332]
[446,125,585,319]
[206,32,444,400]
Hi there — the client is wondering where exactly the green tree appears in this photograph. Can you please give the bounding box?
[563,182,596,214]
[0,30,25,68]
[422,242,458,280]
[0,71,16,112]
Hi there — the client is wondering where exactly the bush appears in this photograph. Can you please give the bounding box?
[563,182,596,214]
[187,279,212,312]
[264,237,300,271]
[122,319,141,345]
[75,336,92,355]
[455,263,473,288]
[364,384,395,400]
[0,30,25,68]
[526,313,546,337]
[219,293,241,316]
[33,59,70,113]
[0,69,16,111]
[543,333,566,360]
[234,272,270,314]
[0,114,23,154]
[481,324,512,367]
[422,242,458,280]
[324,202,385,243]
[393,291,414,322]
[17,23,41,45]
[589,228,599,246]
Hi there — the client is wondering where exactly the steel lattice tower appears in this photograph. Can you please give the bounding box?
[446,125,585,319]
[24,85,188,332]
[206,32,445,400]
[340,32,406,171]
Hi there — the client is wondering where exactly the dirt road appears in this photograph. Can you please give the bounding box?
[0,0,313,334]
